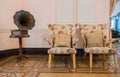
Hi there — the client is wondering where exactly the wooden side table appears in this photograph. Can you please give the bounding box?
[10,34,29,59]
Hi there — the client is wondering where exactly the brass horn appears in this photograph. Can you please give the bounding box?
[11,10,35,37]
[13,10,35,30]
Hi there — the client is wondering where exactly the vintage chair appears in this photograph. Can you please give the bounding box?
[47,24,77,69]
[77,24,118,68]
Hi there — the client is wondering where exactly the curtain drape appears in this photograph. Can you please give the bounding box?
[109,0,117,48]
[110,0,117,16]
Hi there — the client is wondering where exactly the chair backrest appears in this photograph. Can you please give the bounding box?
[48,24,74,48]
[77,24,112,48]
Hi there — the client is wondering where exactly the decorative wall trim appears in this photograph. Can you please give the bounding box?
[0,29,11,33]
[0,48,84,58]
[0,48,49,58]
[0,29,49,33]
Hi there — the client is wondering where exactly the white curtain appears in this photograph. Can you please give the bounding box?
[111,0,120,17]
[109,0,117,48]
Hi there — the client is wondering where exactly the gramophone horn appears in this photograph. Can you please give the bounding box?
[13,10,35,30]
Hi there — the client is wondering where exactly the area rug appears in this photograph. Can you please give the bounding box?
[0,54,120,77]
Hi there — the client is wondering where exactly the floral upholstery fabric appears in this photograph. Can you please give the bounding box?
[48,24,76,54]
[48,47,77,54]
[77,24,116,54]
[48,24,73,47]
[77,24,111,48]
[85,31,103,47]
[54,31,72,47]
[85,47,117,54]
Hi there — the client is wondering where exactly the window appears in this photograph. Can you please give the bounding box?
[111,0,120,32]
[111,13,120,32]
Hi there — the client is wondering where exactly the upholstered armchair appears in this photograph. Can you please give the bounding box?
[47,24,77,69]
[77,24,118,69]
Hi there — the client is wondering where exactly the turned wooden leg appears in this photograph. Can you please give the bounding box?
[72,54,76,69]
[114,53,118,68]
[90,53,92,69]
[48,54,52,68]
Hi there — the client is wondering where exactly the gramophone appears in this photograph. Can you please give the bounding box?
[10,10,35,58]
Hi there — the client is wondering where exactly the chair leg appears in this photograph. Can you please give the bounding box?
[51,54,54,59]
[90,53,92,68]
[48,54,52,68]
[114,53,118,68]
[71,54,76,69]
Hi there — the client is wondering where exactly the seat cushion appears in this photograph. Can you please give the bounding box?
[48,47,77,54]
[54,31,72,47]
[85,31,103,47]
[84,47,117,54]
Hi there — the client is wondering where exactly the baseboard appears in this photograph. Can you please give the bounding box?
[0,48,84,58]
